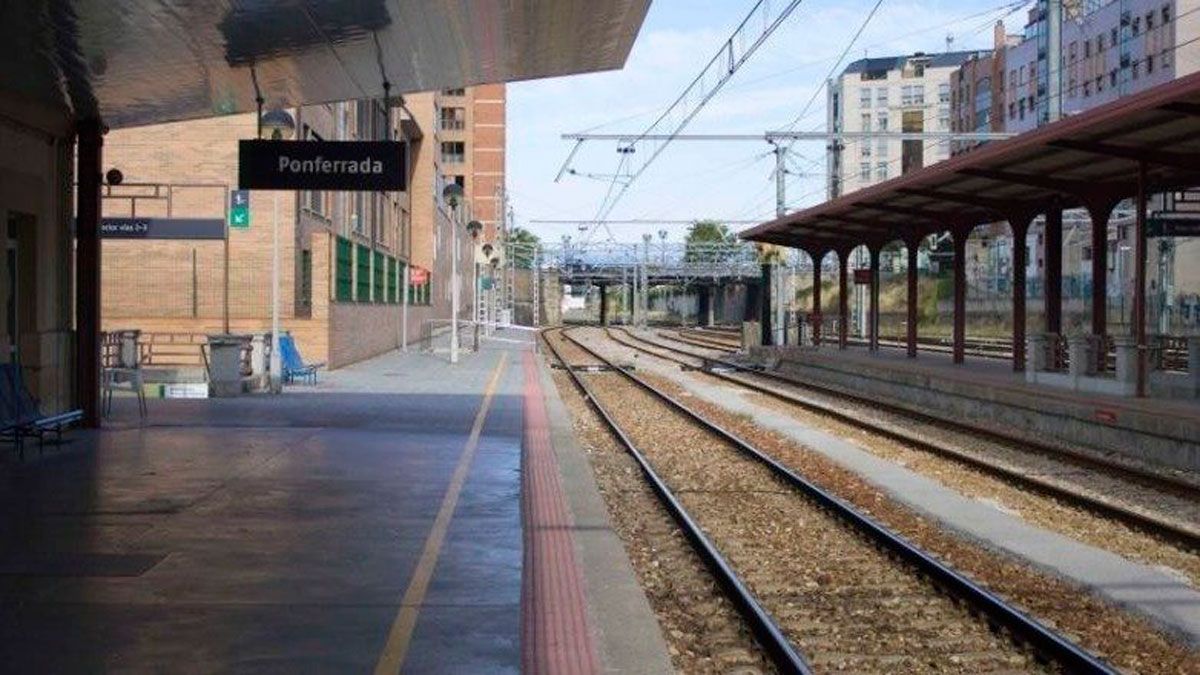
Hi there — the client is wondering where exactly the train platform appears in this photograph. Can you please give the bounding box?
[750,341,1200,473]
[0,332,671,673]
[603,328,1200,646]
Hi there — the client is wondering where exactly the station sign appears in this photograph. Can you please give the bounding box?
[99,217,226,240]
[238,140,406,191]
[229,190,250,228]
[1147,213,1200,237]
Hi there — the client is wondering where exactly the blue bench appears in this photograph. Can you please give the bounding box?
[279,334,324,385]
[0,363,83,460]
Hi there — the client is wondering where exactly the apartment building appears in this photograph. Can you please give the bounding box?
[102,84,505,368]
[950,24,1022,155]
[827,50,986,198]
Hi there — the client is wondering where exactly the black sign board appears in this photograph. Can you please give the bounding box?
[238,140,406,191]
[1147,213,1200,238]
[99,217,226,240]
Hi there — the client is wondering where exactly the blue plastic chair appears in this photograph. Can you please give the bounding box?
[279,334,324,385]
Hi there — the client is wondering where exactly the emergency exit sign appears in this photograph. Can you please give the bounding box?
[229,190,250,228]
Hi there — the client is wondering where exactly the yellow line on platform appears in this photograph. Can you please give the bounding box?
[373,353,509,675]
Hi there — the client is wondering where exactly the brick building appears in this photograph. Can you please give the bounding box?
[103,84,506,368]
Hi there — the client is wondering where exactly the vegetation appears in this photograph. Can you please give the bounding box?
[683,220,736,263]
[508,227,540,269]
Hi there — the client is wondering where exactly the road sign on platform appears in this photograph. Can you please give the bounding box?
[229,189,250,228]
[238,140,406,191]
[1148,213,1200,237]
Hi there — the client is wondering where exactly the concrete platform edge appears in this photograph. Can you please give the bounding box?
[535,349,676,675]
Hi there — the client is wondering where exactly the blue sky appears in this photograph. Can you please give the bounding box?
[507,0,1032,246]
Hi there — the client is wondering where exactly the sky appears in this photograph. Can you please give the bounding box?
[507,0,1034,248]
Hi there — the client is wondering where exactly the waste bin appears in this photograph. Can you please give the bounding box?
[207,334,251,397]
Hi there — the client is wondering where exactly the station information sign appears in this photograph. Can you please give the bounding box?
[238,140,406,191]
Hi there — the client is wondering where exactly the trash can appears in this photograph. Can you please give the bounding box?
[207,334,251,397]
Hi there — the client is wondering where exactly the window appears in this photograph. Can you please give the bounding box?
[1162,48,1171,68]
[861,69,888,81]
[876,111,889,130]
[861,142,872,157]
[938,108,950,130]
[356,244,371,302]
[1084,39,1091,58]
[1132,60,1140,79]
[439,107,466,130]
[1096,75,1104,92]
[373,251,385,303]
[876,138,888,157]
[441,141,465,163]
[860,113,872,131]
[442,88,466,96]
[859,162,871,180]
[875,162,888,181]
[1163,5,1172,24]
[1068,41,1078,62]
[859,88,872,108]
[1146,12,1155,30]
[876,87,889,106]
[1083,81,1092,97]
[938,83,950,103]
[335,237,353,302]
[1111,27,1118,47]
[1132,16,1140,36]
[1111,70,1118,87]
[1148,54,1155,74]
[901,85,924,106]
[1097,34,1105,52]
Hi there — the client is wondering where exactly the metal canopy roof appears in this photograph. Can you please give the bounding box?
[2,0,649,129]
[741,70,1200,253]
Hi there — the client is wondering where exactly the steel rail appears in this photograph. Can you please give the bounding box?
[563,327,1119,674]
[609,326,1200,549]
[638,327,1200,496]
[540,328,813,675]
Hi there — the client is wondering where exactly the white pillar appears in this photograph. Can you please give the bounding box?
[270,190,282,393]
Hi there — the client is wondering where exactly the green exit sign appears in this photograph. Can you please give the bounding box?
[229,190,250,229]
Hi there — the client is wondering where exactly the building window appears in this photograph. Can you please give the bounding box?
[441,141,465,163]
[861,113,872,131]
[901,85,924,106]
[877,111,889,130]
[1147,54,1155,74]
[1096,75,1103,92]
[859,162,871,181]
[1132,15,1140,36]
[1083,81,1091,97]
[876,87,889,106]
[938,83,950,103]
[1111,70,1118,87]
[861,142,872,157]
[1097,34,1105,52]
[1132,60,1140,79]
[1146,12,1155,30]
[860,88,872,108]
[439,107,466,130]
[1068,41,1078,62]
[442,88,466,96]
[1162,48,1171,68]
[876,138,888,157]
[875,162,888,181]
[1084,39,1091,58]
[1163,5,1172,24]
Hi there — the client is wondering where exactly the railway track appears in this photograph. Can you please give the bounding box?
[607,325,1200,552]
[543,326,1117,675]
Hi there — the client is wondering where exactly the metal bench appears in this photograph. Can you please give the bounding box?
[0,363,83,460]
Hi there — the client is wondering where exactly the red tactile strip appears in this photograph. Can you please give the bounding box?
[520,350,601,675]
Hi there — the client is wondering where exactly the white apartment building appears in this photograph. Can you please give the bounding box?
[826,50,986,198]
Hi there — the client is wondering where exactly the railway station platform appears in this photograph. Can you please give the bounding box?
[749,343,1200,473]
[0,333,671,673]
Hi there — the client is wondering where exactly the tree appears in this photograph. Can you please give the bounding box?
[508,227,541,269]
[683,220,735,263]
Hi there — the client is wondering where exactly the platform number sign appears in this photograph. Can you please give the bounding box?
[229,190,250,229]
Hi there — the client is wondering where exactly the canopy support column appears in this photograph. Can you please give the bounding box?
[75,119,103,427]
[811,253,823,346]
[1087,201,1115,338]
[952,228,968,365]
[759,263,773,346]
[868,246,881,353]
[906,238,919,358]
[1134,162,1148,397]
[1010,215,1031,372]
[838,249,849,350]
[1044,203,1063,335]
[599,283,608,326]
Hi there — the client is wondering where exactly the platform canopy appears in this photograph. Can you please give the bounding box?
[741,70,1200,251]
[2,0,650,129]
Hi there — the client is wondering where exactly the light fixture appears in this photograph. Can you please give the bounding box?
[467,219,483,239]
[259,109,296,140]
[442,183,464,208]
[482,243,493,256]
